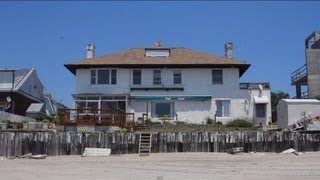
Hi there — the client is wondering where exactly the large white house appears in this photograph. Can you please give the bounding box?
[64,42,271,125]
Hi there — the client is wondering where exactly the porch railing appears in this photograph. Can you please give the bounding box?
[291,64,307,84]
[292,90,309,99]
[59,108,134,128]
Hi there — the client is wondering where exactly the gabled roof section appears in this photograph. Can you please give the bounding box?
[0,68,45,102]
[64,47,251,77]
[0,68,31,90]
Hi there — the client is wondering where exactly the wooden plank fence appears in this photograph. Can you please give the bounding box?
[1,131,320,157]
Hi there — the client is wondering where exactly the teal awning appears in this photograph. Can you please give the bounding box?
[131,96,211,101]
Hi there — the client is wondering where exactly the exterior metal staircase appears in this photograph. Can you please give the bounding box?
[139,133,152,156]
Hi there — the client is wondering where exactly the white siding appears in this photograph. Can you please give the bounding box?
[76,68,131,94]
[237,89,272,124]
[277,99,320,129]
[179,68,239,97]
[19,70,44,101]
[75,67,271,124]
[76,68,240,96]
[175,100,213,124]
[0,72,13,89]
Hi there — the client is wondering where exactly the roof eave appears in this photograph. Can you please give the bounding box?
[64,63,251,77]
[64,64,77,75]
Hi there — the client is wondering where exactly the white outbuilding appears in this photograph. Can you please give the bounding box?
[277,99,320,129]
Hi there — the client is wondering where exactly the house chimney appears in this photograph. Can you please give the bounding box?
[155,40,162,48]
[86,44,95,58]
[225,42,233,59]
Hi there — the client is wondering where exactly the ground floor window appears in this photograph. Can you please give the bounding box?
[151,101,174,118]
[216,100,230,117]
[256,104,266,118]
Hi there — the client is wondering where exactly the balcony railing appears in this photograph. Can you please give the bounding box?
[59,108,134,128]
[291,64,307,84]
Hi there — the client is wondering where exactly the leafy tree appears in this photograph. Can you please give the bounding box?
[271,91,289,123]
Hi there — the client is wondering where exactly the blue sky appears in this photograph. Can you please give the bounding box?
[1,1,320,107]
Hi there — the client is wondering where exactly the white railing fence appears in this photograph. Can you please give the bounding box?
[0,111,36,123]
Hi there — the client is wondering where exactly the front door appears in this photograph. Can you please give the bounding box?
[255,104,266,125]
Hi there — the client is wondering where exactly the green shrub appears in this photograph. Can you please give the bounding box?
[145,119,152,126]
[226,118,253,128]
[53,117,61,125]
[36,115,53,122]
[1,119,10,124]
[205,117,215,125]
[114,127,128,132]
[175,121,186,125]
[42,119,50,124]
[145,119,162,127]
[79,130,93,134]
[22,119,29,124]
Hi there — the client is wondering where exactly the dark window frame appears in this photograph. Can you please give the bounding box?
[216,100,230,117]
[173,71,182,85]
[97,69,109,84]
[151,101,175,118]
[212,69,223,84]
[153,70,161,85]
[90,69,117,85]
[132,70,142,85]
[111,69,117,85]
[90,70,96,85]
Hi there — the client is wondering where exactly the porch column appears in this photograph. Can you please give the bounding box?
[296,85,302,98]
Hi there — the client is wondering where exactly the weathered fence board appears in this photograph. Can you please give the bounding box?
[1,131,320,157]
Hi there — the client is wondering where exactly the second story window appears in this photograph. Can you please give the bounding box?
[212,69,223,84]
[132,70,141,85]
[111,69,117,85]
[173,71,181,84]
[90,70,96,84]
[90,69,117,85]
[153,70,161,85]
[98,70,109,84]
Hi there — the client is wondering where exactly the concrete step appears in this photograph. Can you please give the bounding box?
[82,148,111,157]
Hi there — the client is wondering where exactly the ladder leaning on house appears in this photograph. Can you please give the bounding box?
[139,133,152,156]
[287,115,313,131]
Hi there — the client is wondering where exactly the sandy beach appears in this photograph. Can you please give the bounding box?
[1,152,320,180]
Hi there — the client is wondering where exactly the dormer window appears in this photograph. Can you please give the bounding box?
[145,48,170,57]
